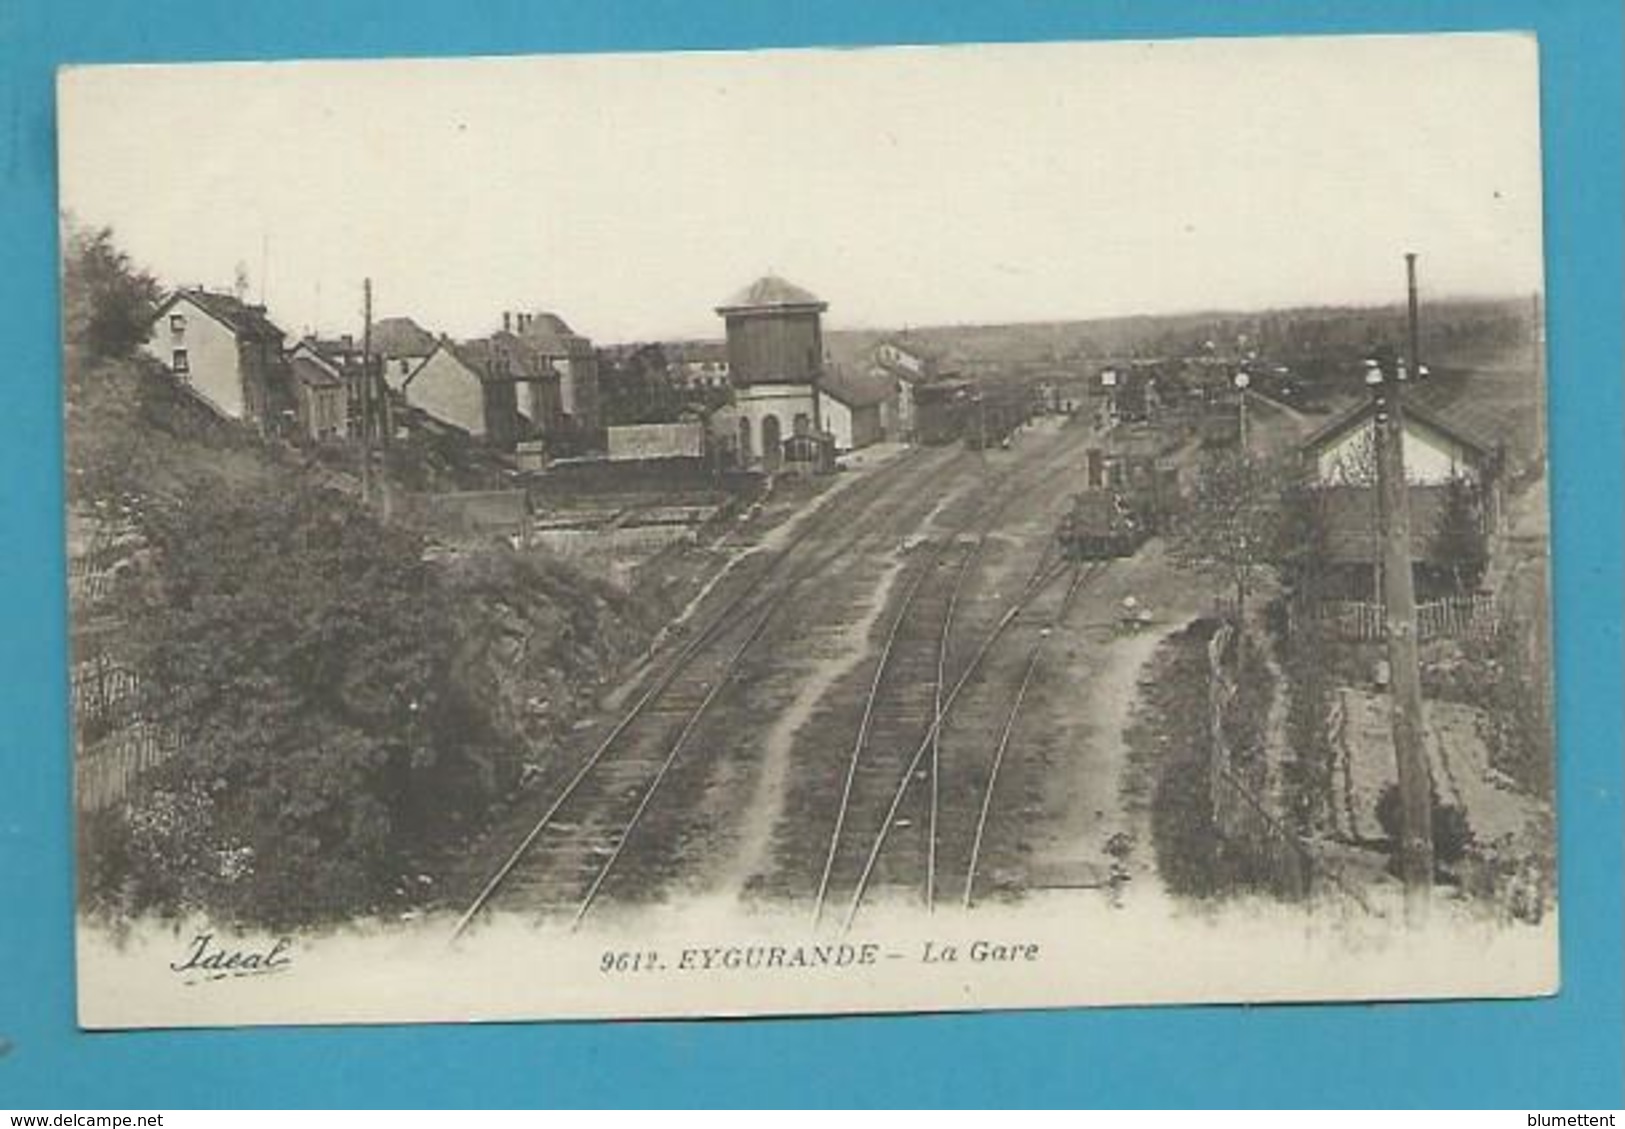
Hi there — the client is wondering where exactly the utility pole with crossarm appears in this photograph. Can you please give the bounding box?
[1367,252,1436,918]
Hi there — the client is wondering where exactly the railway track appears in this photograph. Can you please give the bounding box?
[450,445,967,936]
[811,531,984,924]
[960,560,1107,908]
[820,555,1108,930]
[452,421,1104,937]
[809,428,1103,926]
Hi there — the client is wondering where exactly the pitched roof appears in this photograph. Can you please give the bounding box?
[447,333,562,384]
[819,368,893,409]
[716,275,826,314]
[302,334,364,365]
[288,340,346,379]
[371,316,438,358]
[517,312,594,356]
[290,355,344,389]
[1300,388,1497,461]
[157,288,285,343]
[870,356,938,385]
[1401,371,1521,456]
[878,333,947,363]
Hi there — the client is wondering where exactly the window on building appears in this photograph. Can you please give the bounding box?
[171,349,189,375]
[169,313,186,334]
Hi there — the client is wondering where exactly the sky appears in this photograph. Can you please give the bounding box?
[58,34,1545,344]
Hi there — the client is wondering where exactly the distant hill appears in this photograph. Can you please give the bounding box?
[823,296,1539,377]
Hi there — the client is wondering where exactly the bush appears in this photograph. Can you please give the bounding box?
[77,473,668,928]
[82,482,489,927]
[1375,783,1474,867]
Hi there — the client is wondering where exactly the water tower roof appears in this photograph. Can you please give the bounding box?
[716,275,827,315]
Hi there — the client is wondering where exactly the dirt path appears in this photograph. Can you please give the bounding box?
[1031,624,1175,890]
[1013,541,1216,898]
[712,549,909,897]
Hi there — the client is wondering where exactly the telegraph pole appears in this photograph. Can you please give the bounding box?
[1371,252,1434,917]
[360,278,374,506]
[1233,369,1251,453]
[1532,291,1545,464]
[372,281,394,522]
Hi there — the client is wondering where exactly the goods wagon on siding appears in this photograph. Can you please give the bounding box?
[914,379,1034,448]
[1059,439,1181,560]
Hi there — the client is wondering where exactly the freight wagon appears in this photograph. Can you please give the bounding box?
[962,384,1032,450]
[1058,488,1147,559]
[913,379,1034,448]
[1059,441,1181,560]
[913,380,972,446]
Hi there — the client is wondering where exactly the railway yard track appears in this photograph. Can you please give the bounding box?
[452,424,1108,937]
[820,555,1110,929]
[452,445,960,935]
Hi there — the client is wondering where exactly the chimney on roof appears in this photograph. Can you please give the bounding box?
[503,312,512,332]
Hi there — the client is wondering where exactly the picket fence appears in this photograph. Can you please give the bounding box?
[1298,594,1496,643]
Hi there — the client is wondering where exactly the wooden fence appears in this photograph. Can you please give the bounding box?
[1296,594,1496,643]
[71,652,179,812]
[77,722,178,814]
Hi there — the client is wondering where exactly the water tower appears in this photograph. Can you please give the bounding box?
[716,276,826,470]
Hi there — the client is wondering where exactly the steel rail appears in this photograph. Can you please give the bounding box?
[810,546,942,927]
[815,441,1072,925]
[571,599,781,926]
[839,555,1073,932]
[450,449,934,940]
[925,531,985,910]
[962,561,1104,909]
[457,422,1095,939]
[563,454,995,929]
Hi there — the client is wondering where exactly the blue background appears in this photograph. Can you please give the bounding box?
[2,0,1619,1109]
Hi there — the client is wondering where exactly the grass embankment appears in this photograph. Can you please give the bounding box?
[73,358,671,929]
[1121,619,1292,901]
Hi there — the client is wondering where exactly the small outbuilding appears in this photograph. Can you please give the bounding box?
[817,369,891,452]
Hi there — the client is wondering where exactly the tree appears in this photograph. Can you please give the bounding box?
[62,221,161,364]
[1273,482,1338,834]
[1274,478,1336,605]
[62,224,219,520]
[1167,449,1286,627]
[600,343,683,426]
[1434,474,1488,593]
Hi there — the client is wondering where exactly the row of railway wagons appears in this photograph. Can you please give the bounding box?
[913,381,1034,448]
